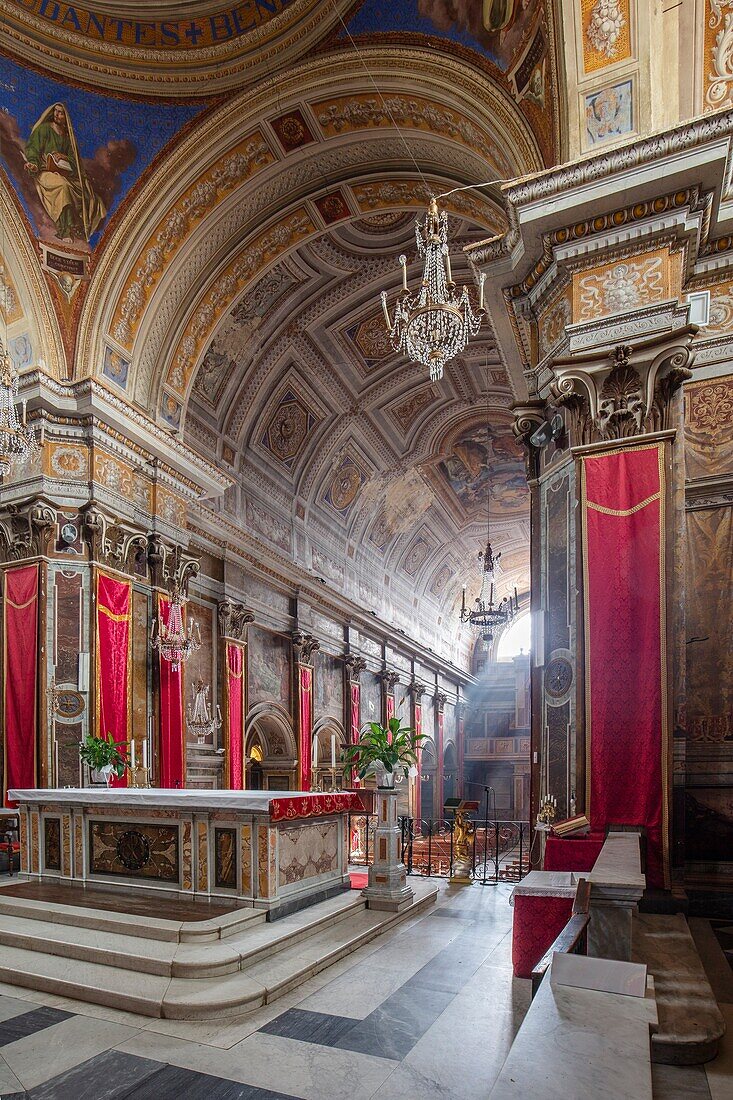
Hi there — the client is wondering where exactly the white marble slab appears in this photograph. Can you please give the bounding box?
[488,960,657,1100]
[510,870,577,901]
[8,787,332,813]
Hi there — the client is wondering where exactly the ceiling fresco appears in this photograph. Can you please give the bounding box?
[0,53,201,252]
[434,421,528,516]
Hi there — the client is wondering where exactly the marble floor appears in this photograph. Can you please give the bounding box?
[0,880,728,1098]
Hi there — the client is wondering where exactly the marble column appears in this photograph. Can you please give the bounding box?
[363,787,414,912]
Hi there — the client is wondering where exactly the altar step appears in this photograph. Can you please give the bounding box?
[0,879,437,1019]
[632,912,726,1064]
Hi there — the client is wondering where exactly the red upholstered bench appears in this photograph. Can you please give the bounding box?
[543,832,605,873]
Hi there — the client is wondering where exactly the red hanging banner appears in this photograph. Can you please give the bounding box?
[349,681,360,785]
[436,709,445,819]
[581,442,668,888]
[96,571,131,789]
[386,694,395,723]
[158,594,185,789]
[298,665,313,792]
[226,642,245,789]
[414,702,423,822]
[3,565,39,804]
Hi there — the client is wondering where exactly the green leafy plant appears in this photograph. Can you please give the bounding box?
[341,718,425,783]
[79,731,129,778]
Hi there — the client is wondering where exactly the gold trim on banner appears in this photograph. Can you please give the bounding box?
[6,594,38,611]
[585,491,661,517]
[580,441,670,889]
[94,570,133,787]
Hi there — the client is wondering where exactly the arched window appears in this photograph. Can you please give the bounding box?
[496,612,531,662]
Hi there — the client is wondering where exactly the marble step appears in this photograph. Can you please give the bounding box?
[0,891,364,978]
[0,880,437,1019]
[0,888,266,943]
[632,912,726,1065]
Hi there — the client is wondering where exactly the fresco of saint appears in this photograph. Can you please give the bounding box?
[24,103,106,244]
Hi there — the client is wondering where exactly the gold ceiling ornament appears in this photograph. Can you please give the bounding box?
[380,198,486,382]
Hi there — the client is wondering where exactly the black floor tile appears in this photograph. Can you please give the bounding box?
[121,1063,302,1100]
[261,1007,360,1046]
[334,985,454,1061]
[0,1007,74,1048]
[26,1049,163,1099]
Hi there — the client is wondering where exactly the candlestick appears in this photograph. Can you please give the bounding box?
[142,738,148,771]
[330,734,336,769]
[312,735,318,769]
[131,740,136,771]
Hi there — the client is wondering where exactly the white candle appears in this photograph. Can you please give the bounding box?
[131,740,136,771]
[54,740,59,787]
[142,739,148,771]
[331,734,336,769]
[312,736,318,768]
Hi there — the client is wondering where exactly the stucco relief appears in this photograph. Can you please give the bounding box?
[582,0,630,71]
[706,1,733,111]
[573,253,668,321]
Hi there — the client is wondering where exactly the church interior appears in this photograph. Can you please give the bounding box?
[0,1,731,1097]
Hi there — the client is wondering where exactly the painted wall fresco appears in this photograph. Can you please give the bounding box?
[585,80,633,146]
[248,626,291,710]
[361,671,382,725]
[436,421,527,515]
[315,651,343,721]
[686,507,733,747]
[347,0,543,74]
[0,54,201,249]
[684,376,733,481]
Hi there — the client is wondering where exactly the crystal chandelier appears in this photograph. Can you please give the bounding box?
[380,198,486,381]
[151,587,200,671]
[186,679,222,745]
[460,497,518,650]
[0,340,37,476]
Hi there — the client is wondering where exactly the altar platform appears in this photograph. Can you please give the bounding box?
[9,788,363,920]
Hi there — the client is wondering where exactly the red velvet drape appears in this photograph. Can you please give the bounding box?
[436,710,444,822]
[4,565,39,804]
[349,682,360,786]
[581,442,667,887]
[386,694,395,723]
[298,665,313,792]
[414,702,423,822]
[96,571,131,788]
[158,594,185,789]
[226,642,244,789]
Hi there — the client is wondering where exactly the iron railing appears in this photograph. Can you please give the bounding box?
[348,813,530,883]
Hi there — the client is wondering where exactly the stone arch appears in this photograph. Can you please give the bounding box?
[245,701,297,782]
[0,180,66,381]
[77,48,544,423]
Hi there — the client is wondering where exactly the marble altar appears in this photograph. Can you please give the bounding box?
[8,789,362,919]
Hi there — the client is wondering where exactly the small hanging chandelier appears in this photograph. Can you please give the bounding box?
[186,679,222,745]
[0,340,37,476]
[380,198,486,381]
[151,587,200,671]
[460,495,518,650]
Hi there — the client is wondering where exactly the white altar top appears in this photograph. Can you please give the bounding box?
[8,788,326,813]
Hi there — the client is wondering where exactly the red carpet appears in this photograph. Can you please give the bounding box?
[349,872,368,890]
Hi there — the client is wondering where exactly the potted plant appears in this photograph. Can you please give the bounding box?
[79,731,129,787]
[341,718,424,788]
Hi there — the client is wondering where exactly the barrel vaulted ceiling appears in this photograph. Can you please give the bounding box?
[0,0,558,660]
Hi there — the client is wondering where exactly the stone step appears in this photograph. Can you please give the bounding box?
[632,911,726,1065]
[0,887,266,943]
[0,889,364,978]
[0,879,437,1019]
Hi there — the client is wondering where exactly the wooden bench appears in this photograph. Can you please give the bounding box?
[531,877,591,998]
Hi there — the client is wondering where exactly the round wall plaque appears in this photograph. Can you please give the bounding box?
[544,656,573,701]
[116,829,151,872]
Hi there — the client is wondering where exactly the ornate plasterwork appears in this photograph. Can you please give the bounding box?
[315,93,513,178]
[112,132,274,349]
[583,0,630,69]
[0,0,353,97]
[573,250,670,321]
[706,2,733,111]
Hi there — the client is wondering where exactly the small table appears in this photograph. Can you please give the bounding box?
[510,870,577,979]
